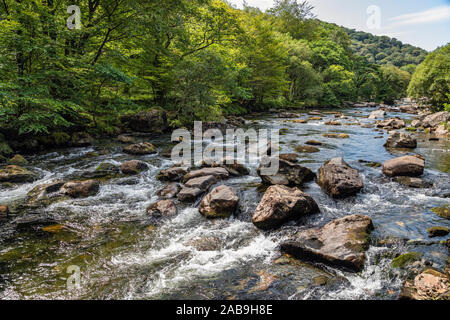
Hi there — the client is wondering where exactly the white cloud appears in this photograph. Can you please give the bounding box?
[389,6,450,26]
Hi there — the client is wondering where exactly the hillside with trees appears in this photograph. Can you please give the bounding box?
[344,27,428,69]
[0,0,445,142]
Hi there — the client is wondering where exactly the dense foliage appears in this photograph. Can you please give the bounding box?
[0,0,439,137]
[344,27,428,68]
[408,44,450,110]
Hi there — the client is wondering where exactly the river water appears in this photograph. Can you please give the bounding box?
[0,107,448,300]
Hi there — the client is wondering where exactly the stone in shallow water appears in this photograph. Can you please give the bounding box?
[399,268,449,300]
[294,145,320,153]
[60,180,100,198]
[384,131,417,149]
[252,185,319,230]
[177,187,203,202]
[430,206,449,219]
[427,226,450,238]
[157,183,181,199]
[257,158,315,187]
[280,214,374,272]
[121,160,148,175]
[182,167,229,182]
[123,142,156,155]
[147,200,177,217]
[184,175,217,190]
[0,165,36,183]
[157,166,188,181]
[393,176,428,188]
[199,185,239,219]
[317,158,363,198]
[382,155,424,177]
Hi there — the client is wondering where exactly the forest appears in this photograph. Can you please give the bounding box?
[0,0,448,138]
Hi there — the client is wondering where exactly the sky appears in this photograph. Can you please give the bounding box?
[228,0,450,51]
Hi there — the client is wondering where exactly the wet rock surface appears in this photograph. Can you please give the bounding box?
[382,155,424,177]
[123,142,156,155]
[199,185,239,218]
[257,158,315,187]
[252,185,319,230]
[0,165,36,183]
[317,158,363,198]
[60,180,100,198]
[121,160,149,175]
[280,215,374,272]
[384,132,417,149]
[147,200,177,217]
[399,268,449,300]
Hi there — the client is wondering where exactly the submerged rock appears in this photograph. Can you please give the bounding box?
[384,132,417,149]
[257,158,315,187]
[305,140,322,146]
[322,133,350,139]
[121,160,149,175]
[252,185,319,230]
[431,206,449,219]
[157,166,188,181]
[60,180,100,198]
[317,158,363,198]
[199,185,239,218]
[280,215,374,272]
[382,155,424,177]
[391,252,422,268]
[185,236,222,251]
[0,165,36,183]
[147,200,177,217]
[399,268,449,300]
[26,181,66,206]
[279,153,299,163]
[295,145,320,153]
[123,142,156,155]
[157,183,181,199]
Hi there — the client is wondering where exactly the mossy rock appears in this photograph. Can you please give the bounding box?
[322,133,350,139]
[365,162,381,168]
[279,128,289,135]
[391,252,422,268]
[405,127,417,132]
[431,206,450,219]
[294,145,320,153]
[39,132,71,147]
[8,154,28,165]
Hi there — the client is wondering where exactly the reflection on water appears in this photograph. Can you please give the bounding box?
[0,107,448,300]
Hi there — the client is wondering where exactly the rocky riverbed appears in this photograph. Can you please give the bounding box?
[0,104,449,300]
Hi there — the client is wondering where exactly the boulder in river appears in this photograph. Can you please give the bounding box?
[123,142,156,155]
[184,175,217,191]
[305,140,322,146]
[177,187,204,202]
[427,226,449,238]
[120,109,168,133]
[382,155,424,177]
[252,185,319,230]
[257,158,315,187]
[60,180,100,198]
[368,110,386,119]
[393,176,428,188]
[279,153,299,163]
[147,200,177,217]
[199,185,239,218]
[183,167,229,182]
[280,214,374,272]
[27,181,66,206]
[206,158,249,176]
[317,158,363,198]
[121,160,149,175]
[399,268,449,300]
[376,118,406,130]
[157,166,188,181]
[421,111,450,128]
[384,131,417,149]
[294,145,320,153]
[0,165,36,183]
[157,183,181,199]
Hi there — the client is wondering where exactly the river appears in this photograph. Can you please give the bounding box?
[0,106,448,300]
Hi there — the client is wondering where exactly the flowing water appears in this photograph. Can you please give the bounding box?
[0,107,449,300]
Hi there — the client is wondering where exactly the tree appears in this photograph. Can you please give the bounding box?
[408,44,450,110]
